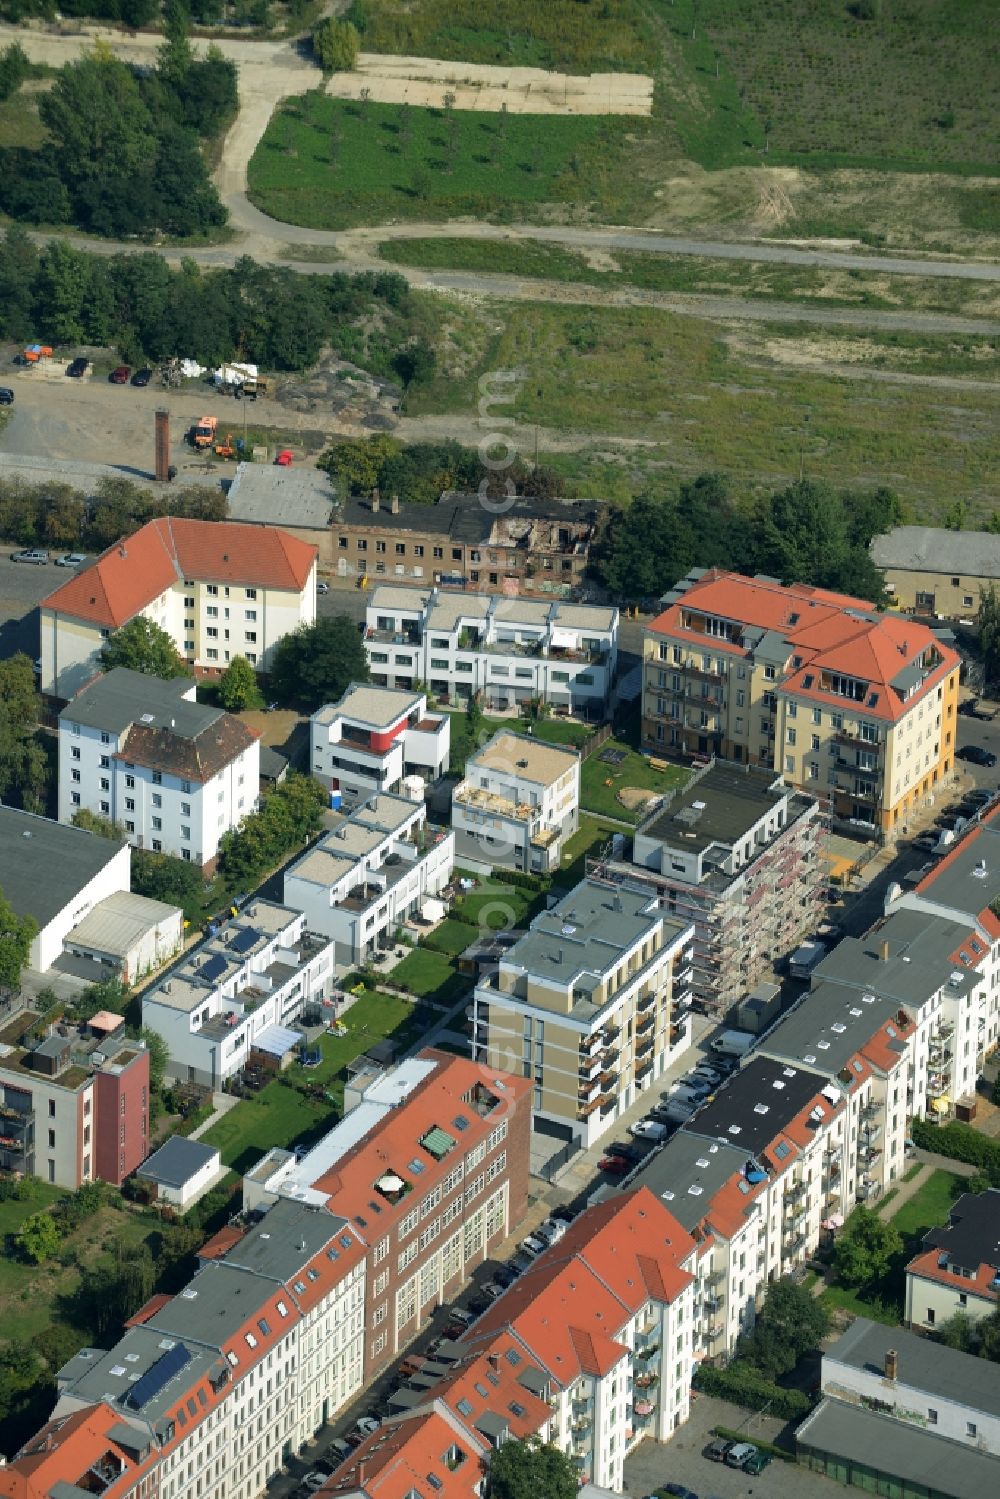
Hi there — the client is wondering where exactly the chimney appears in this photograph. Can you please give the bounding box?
[155,408,170,483]
[880,939,890,961]
[884,1348,898,1382]
[371,487,380,514]
[390,493,400,514]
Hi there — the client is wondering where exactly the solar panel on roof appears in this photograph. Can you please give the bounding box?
[126,1343,191,1410]
[231,927,260,955]
[200,954,227,984]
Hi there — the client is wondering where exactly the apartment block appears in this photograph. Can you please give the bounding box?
[365,585,618,716]
[242,1050,532,1384]
[0,1010,149,1189]
[473,878,695,1149]
[283,792,455,967]
[142,900,335,1088]
[40,515,317,699]
[331,1188,698,1496]
[330,488,601,594]
[644,569,960,832]
[59,668,260,870]
[905,1189,1000,1333]
[452,730,580,874]
[871,524,1000,619]
[589,759,824,1015]
[310,683,450,808]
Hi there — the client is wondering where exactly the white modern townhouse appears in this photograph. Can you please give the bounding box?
[310,683,450,808]
[451,730,580,874]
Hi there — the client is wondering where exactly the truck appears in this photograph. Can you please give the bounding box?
[789,939,826,980]
[709,1028,755,1059]
[191,416,217,450]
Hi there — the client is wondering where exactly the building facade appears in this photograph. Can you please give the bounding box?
[58,669,260,870]
[452,730,581,874]
[905,1189,1000,1332]
[871,525,1000,619]
[142,900,336,1088]
[310,684,450,808]
[283,793,455,967]
[40,516,317,700]
[474,878,695,1149]
[643,569,960,833]
[365,586,618,716]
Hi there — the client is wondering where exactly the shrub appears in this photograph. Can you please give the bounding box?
[713,1426,796,1461]
[911,1117,1000,1184]
[693,1363,811,1421]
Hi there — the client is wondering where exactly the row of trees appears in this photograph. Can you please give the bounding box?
[319,432,565,505]
[600,474,904,605]
[218,774,327,885]
[0,653,49,820]
[0,228,428,376]
[0,472,225,553]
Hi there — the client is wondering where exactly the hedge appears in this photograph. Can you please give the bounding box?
[693,1362,811,1421]
[713,1426,797,1462]
[911,1117,1000,1184]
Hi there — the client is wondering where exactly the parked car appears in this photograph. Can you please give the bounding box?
[302,1474,327,1492]
[724,1441,757,1468]
[11,549,49,564]
[467,1293,492,1315]
[604,1141,642,1163]
[326,1438,352,1461]
[551,1204,578,1222]
[629,1119,670,1141]
[317,580,330,593]
[520,1234,546,1256]
[958,744,998,767]
[109,365,131,384]
[964,788,996,806]
[55,552,87,567]
[536,1218,567,1246]
[0,386,13,405]
[599,1154,633,1175]
[131,367,152,387]
[397,1353,426,1378]
[494,1264,520,1286]
[355,1416,380,1437]
[662,1486,698,1499]
[448,1306,475,1327]
[66,357,88,377]
[705,1437,732,1462]
[743,1448,772,1474]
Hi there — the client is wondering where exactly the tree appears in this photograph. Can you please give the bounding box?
[99,617,188,680]
[219,655,262,712]
[742,1277,829,1381]
[979,586,1000,687]
[313,17,360,73]
[831,1206,903,1290]
[18,1211,60,1265]
[0,885,37,994]
[268,615,369,710]
[139,1028,169,1098]
[158,0,195,90]
[488,1438,576,1499]
[39,55,156,188]
[71,808,123,840]
[218,774,326,883]
[131,849,204,914]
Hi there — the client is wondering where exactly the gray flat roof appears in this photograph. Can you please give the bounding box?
[136,1136,219,1189]
[759,978,900,1078]
[147,1261,273,1344]
[332,682,423,728]
[871,525,1000,581]
[637,760,785,854]
[797,1398,1000,1499]
[684,1055,827,1159]
[627,1132,756,1233]
[0,807,124,933]
[828,1316,1000,1418]
[224,1198,355,1281]
[58,1324,220,1432]
[921,1189,1000,1276]
[60,669,211,738]
[811,906,979,1010]
[911,816,1000,921]
[226,463,337,530]
[501,879,683,995]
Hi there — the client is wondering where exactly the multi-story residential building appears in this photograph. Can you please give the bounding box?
[365,586,618,716]
[643,569,960,833]
[0,1010,149,1188]
[473,877,695,1148]
[905,1189,1000,1333]
[798,1317,1000,1498]
[0,1199,368,1499]
[40,515,317,699]
[452,730,580,874]
[330,1188,698,1497]
[310,684,450,808]
[588,759,824,1015]
[283,792,455,967]
[328,488,602,593]
[243,1050,532,1383]
[58,668,260,870]
[142,900,335,1088]
[871,524,1000,619]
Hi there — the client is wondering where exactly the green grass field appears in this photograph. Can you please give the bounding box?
[557,814,625,887]
[387,946,469,1005]
[444,708,589,774]
[580,739,688,824]
[889,1168,967,1239]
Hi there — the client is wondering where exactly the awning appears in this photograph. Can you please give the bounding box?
[252,1024,301,1059]
[634,1400,653,1417]
[931,1096,951,1114]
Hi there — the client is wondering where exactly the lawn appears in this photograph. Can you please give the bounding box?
[422,916,480,955]
[580,738,688,825]
[445,708,590,775]
[346,0,655,72]
[889,1168,967,1239]
[557,814,625,888]
[450,880,542,930]
[387,946,469,1006]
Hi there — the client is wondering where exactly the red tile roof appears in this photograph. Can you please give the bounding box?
[326,1409,485,1498]
[42,517,316,628]
[0,1403,158,1499]
[906,1246,999,1306]
[649,570,959,724]
[198,1223,248,1261]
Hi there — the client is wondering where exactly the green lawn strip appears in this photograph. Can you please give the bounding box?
[580,738,688,824]
[444,708,590,774]
[387,947,469,1006]
[889,1168,967,1239]
[422,916,480,955]
[450,884,536,929]
[819,1282,901,1326]
[557,814,626,888]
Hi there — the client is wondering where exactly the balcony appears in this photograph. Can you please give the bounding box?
[635,1033,655,1058]
[635,1011,655,1034]
[835,727,882,751]
[786,1178,808,1203]
[783,1232,807,1259]
[637,990,657,1013]
[860,1100,880,1122]
[634,1339,660,1362]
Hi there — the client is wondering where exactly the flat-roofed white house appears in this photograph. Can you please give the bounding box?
[310,683,450,808]
[283,793,454,967]
[364,586,618,716]
[451,730,580,873]
[142,901,335,1088]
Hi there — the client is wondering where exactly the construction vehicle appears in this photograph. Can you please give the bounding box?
[214,432,236,459]
[236,375,268,400]
[191,416,217,450]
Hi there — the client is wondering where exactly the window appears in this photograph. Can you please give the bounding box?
[71,746,80,761]
[395,543,405,555]
[100,731,110,744]
[207,626,218,638]
[433,546,443,559]
[414,545,424,557]
[71,769,80,783]
[246,587,256,599]
[152,772,162,785]
[452,548,462,561]
[100,777,109,791]
[152,839,162,852]
[125,797,135,811]
[207,584,218,596]
[181,780,191,794]
[152,817,162,831]
[207,649,218,660]
[356,538,367,551]
[71,792,81,806]
[125,820,135,833]
[99,754,110,768]
[100,801,109,814]
[181,849,191,861]
[181,826,190,840]
[245,631,257,644]
[207,606,218,618]
[966,1421,977,1438]
[927,1408,938,1425]
[152,794,162,808]
[786,727,796,746]
[181,801,190,815]
[926,1308,936,1325]
[339,535,348,549]
[245,609,257,622]
[375,540,386,553]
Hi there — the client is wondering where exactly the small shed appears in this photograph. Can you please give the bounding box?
[136,1136,221,1209]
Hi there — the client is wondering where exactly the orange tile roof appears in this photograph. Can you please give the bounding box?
[125,1293,173,1327]
[860,1013,915,1074]
[326,1409,485,1498]
[0,1403,158,1499]
[198,1223,248,1261]
[649,570,959,724]
[41,517,316,628]
[906,1246,999,1306]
